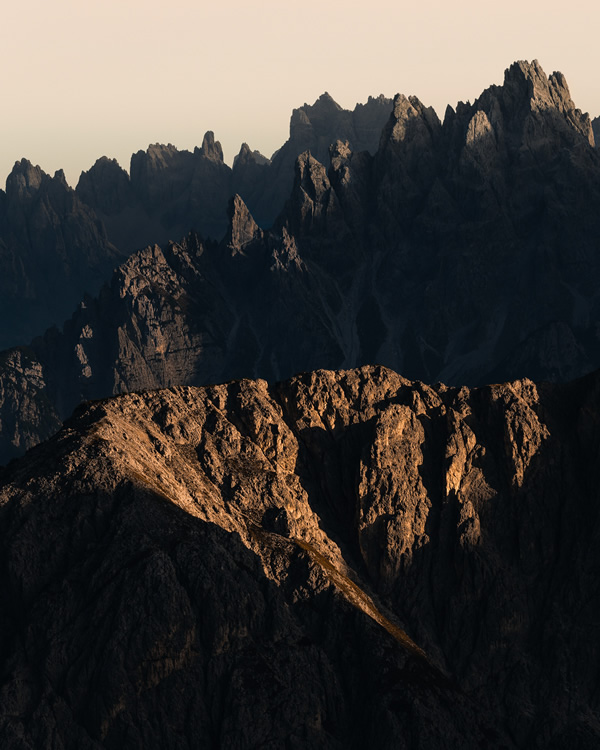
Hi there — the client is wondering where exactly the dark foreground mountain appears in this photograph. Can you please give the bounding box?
[1,364,599,748]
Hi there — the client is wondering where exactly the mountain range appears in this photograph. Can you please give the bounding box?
[0,93,392,353]
[1,364,600,747]
[1,59,600,748]
[1,60,600,464]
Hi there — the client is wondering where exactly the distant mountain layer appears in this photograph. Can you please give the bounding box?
[75,93,393,247]
[0,162,123,349]
[1,364,599,747]
[1,60,600,464]
[0,95,392,351]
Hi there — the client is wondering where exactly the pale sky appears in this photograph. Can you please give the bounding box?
[2,0,598,187]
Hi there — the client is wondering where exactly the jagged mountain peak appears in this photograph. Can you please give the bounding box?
[76,156,129,192]
[3,159,85,210]
[224,193,262,251]
[375,94,441,168]
[53,168,67,184]
[138,142,184,167]
[76,155,133,218]
[5,59,600,460]
[503,59,573,110]
[79,154,128,176]
[234,141,254,165]
[199,130,224,162]
[314,91,342,109]
[5,158,46,197]
[466,59,595,148]
[384,94,441,144]
[290,93,348,138]
[365,93,390,105]
[294,150,331,195]
[504,58,547,84]
[296,91,343,114]
[2,365,600,745]
[233,142,270,168]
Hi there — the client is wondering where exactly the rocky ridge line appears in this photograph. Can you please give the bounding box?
[2,60,600,465]
[1,364,600,746]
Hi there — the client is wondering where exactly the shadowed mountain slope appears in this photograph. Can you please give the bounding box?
[0,95,392,352]
[74,94,393,251]
[0,160,123,349]
[1,364,600,747]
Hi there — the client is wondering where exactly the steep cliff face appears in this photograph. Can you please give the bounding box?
[28,199,345,424]
[2,61,600,465]
[365,60,600,385]
[0,160,123,349]
[0,348,61,461]
[1,364,599,747]
[248,92,393,225]
[78,134,234,250]
[74,94,393,252]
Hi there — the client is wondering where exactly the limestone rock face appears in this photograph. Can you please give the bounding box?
[73,95,393,253]
[13,205,346,451]
[230,143,271,220]
[76,157,135,216]
[286,152,340,234]
[285,92,389,167]
[0,92,391,352]
[0,348,61,461]
[246,92,393,225]
[233,143,270,168]
[224,194,263,250]
[0,160,123,349]
[129,137,232,242]
[3,60,600,464]
[198,130,224,161]
[1,364,600,747]
[365,60,600,386]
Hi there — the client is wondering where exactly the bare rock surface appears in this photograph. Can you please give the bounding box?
[0,348,61,461]
[1,364,600,747]
[3,61,600,464]
[0,160,123,349]
[73,94,393,252]
[249,92,392,225]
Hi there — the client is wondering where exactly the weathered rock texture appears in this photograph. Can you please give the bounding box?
[248,92,393,225]
[0,94,392,351]
[2,61,600,464]
[0,160,123,349]
[1,364,599,747]
[75,95,393,250]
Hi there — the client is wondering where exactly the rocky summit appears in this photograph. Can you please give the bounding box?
[0,94,392,352]
[0,160,123,350]
[2,59,600,748]
[1,365,600,748]
[3,60,600,464]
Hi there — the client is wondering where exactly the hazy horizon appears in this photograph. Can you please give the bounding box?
[3,0,599,188]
